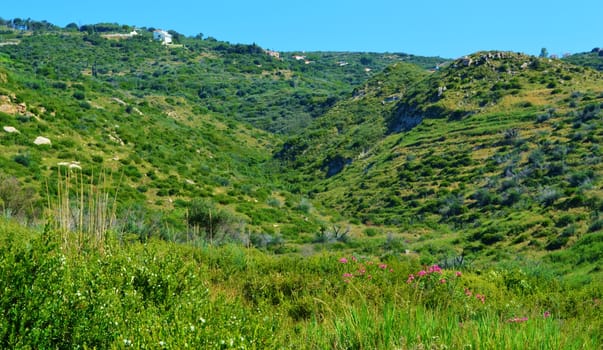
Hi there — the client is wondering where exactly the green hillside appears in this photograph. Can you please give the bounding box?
[277,51,603,271]
[0,20,449,249]
[0,23,315,244]
[0,21,446,135]
[563,48,603,71]
[0,18,601,349]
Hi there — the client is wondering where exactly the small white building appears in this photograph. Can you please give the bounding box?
[265,50,280,59]
[153,30,172,45]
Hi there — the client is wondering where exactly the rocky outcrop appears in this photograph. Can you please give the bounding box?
[0,94,32,117]
[33,136,51,145]
[57,161,81,170]
[3,126,19,133]
[322,155,352,178]
[389,114,423,133]
[453,52,527,68]
[388,104,424,133]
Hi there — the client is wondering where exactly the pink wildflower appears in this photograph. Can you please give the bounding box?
[507,317,528,323]
[475,294,485,304]
[389,268,394,273]
[406,274,415,284]
[418,270,427,277]
[543,311,551,318]
[379,264,387,270]
[342,273,354,278]
[351,256,358,262]
[357,268,366,275]
[439,278,447,284]
[339,257,348,264]
[464,288,472,297]
[455,271,462,277]
[428,265,442,274]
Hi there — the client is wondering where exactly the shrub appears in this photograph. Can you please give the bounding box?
[313,225,351,244]
[589,218,603,233]
[545,235,569,250]
[187,198,242,242]
[555,214,576,228]
[538,187,561,207]
[0,174,40,222]
[72,91,85,100]
[296,198,312,213]
[267,197,281,208]
[438,195,465,219]
[481,233,505,244]
[471,188,499,207]
[364,227,380,237]
[13,154,30,167]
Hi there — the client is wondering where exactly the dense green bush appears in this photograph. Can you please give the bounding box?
[0,173,41,222]
[187,198,242,242]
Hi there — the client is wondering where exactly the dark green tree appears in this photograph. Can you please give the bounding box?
[65,22,79,31]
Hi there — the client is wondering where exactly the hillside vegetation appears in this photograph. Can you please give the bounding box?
[564,48,603,71]
[277,51,603,275]
[0,21,452,249]
[0,18,601,348]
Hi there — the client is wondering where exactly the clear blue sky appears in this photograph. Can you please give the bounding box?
[3,0,601,58]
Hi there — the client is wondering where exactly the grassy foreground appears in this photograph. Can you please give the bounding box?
[0,218,600,349]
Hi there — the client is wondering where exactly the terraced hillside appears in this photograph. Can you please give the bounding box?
[278,51,603,268]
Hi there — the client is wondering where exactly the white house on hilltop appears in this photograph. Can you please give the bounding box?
[153,29,172,45]
[265,50,280,59]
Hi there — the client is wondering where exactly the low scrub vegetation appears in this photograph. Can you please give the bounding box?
[0,218,600,349]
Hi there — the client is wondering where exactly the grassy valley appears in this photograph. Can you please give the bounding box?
[0,18,601,349]
[0,21,449,248]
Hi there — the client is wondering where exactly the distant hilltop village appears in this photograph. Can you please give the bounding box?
[100,28,173,45]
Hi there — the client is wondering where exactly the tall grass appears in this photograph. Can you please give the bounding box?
[301,292,598,349]
[46,167,120,252]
